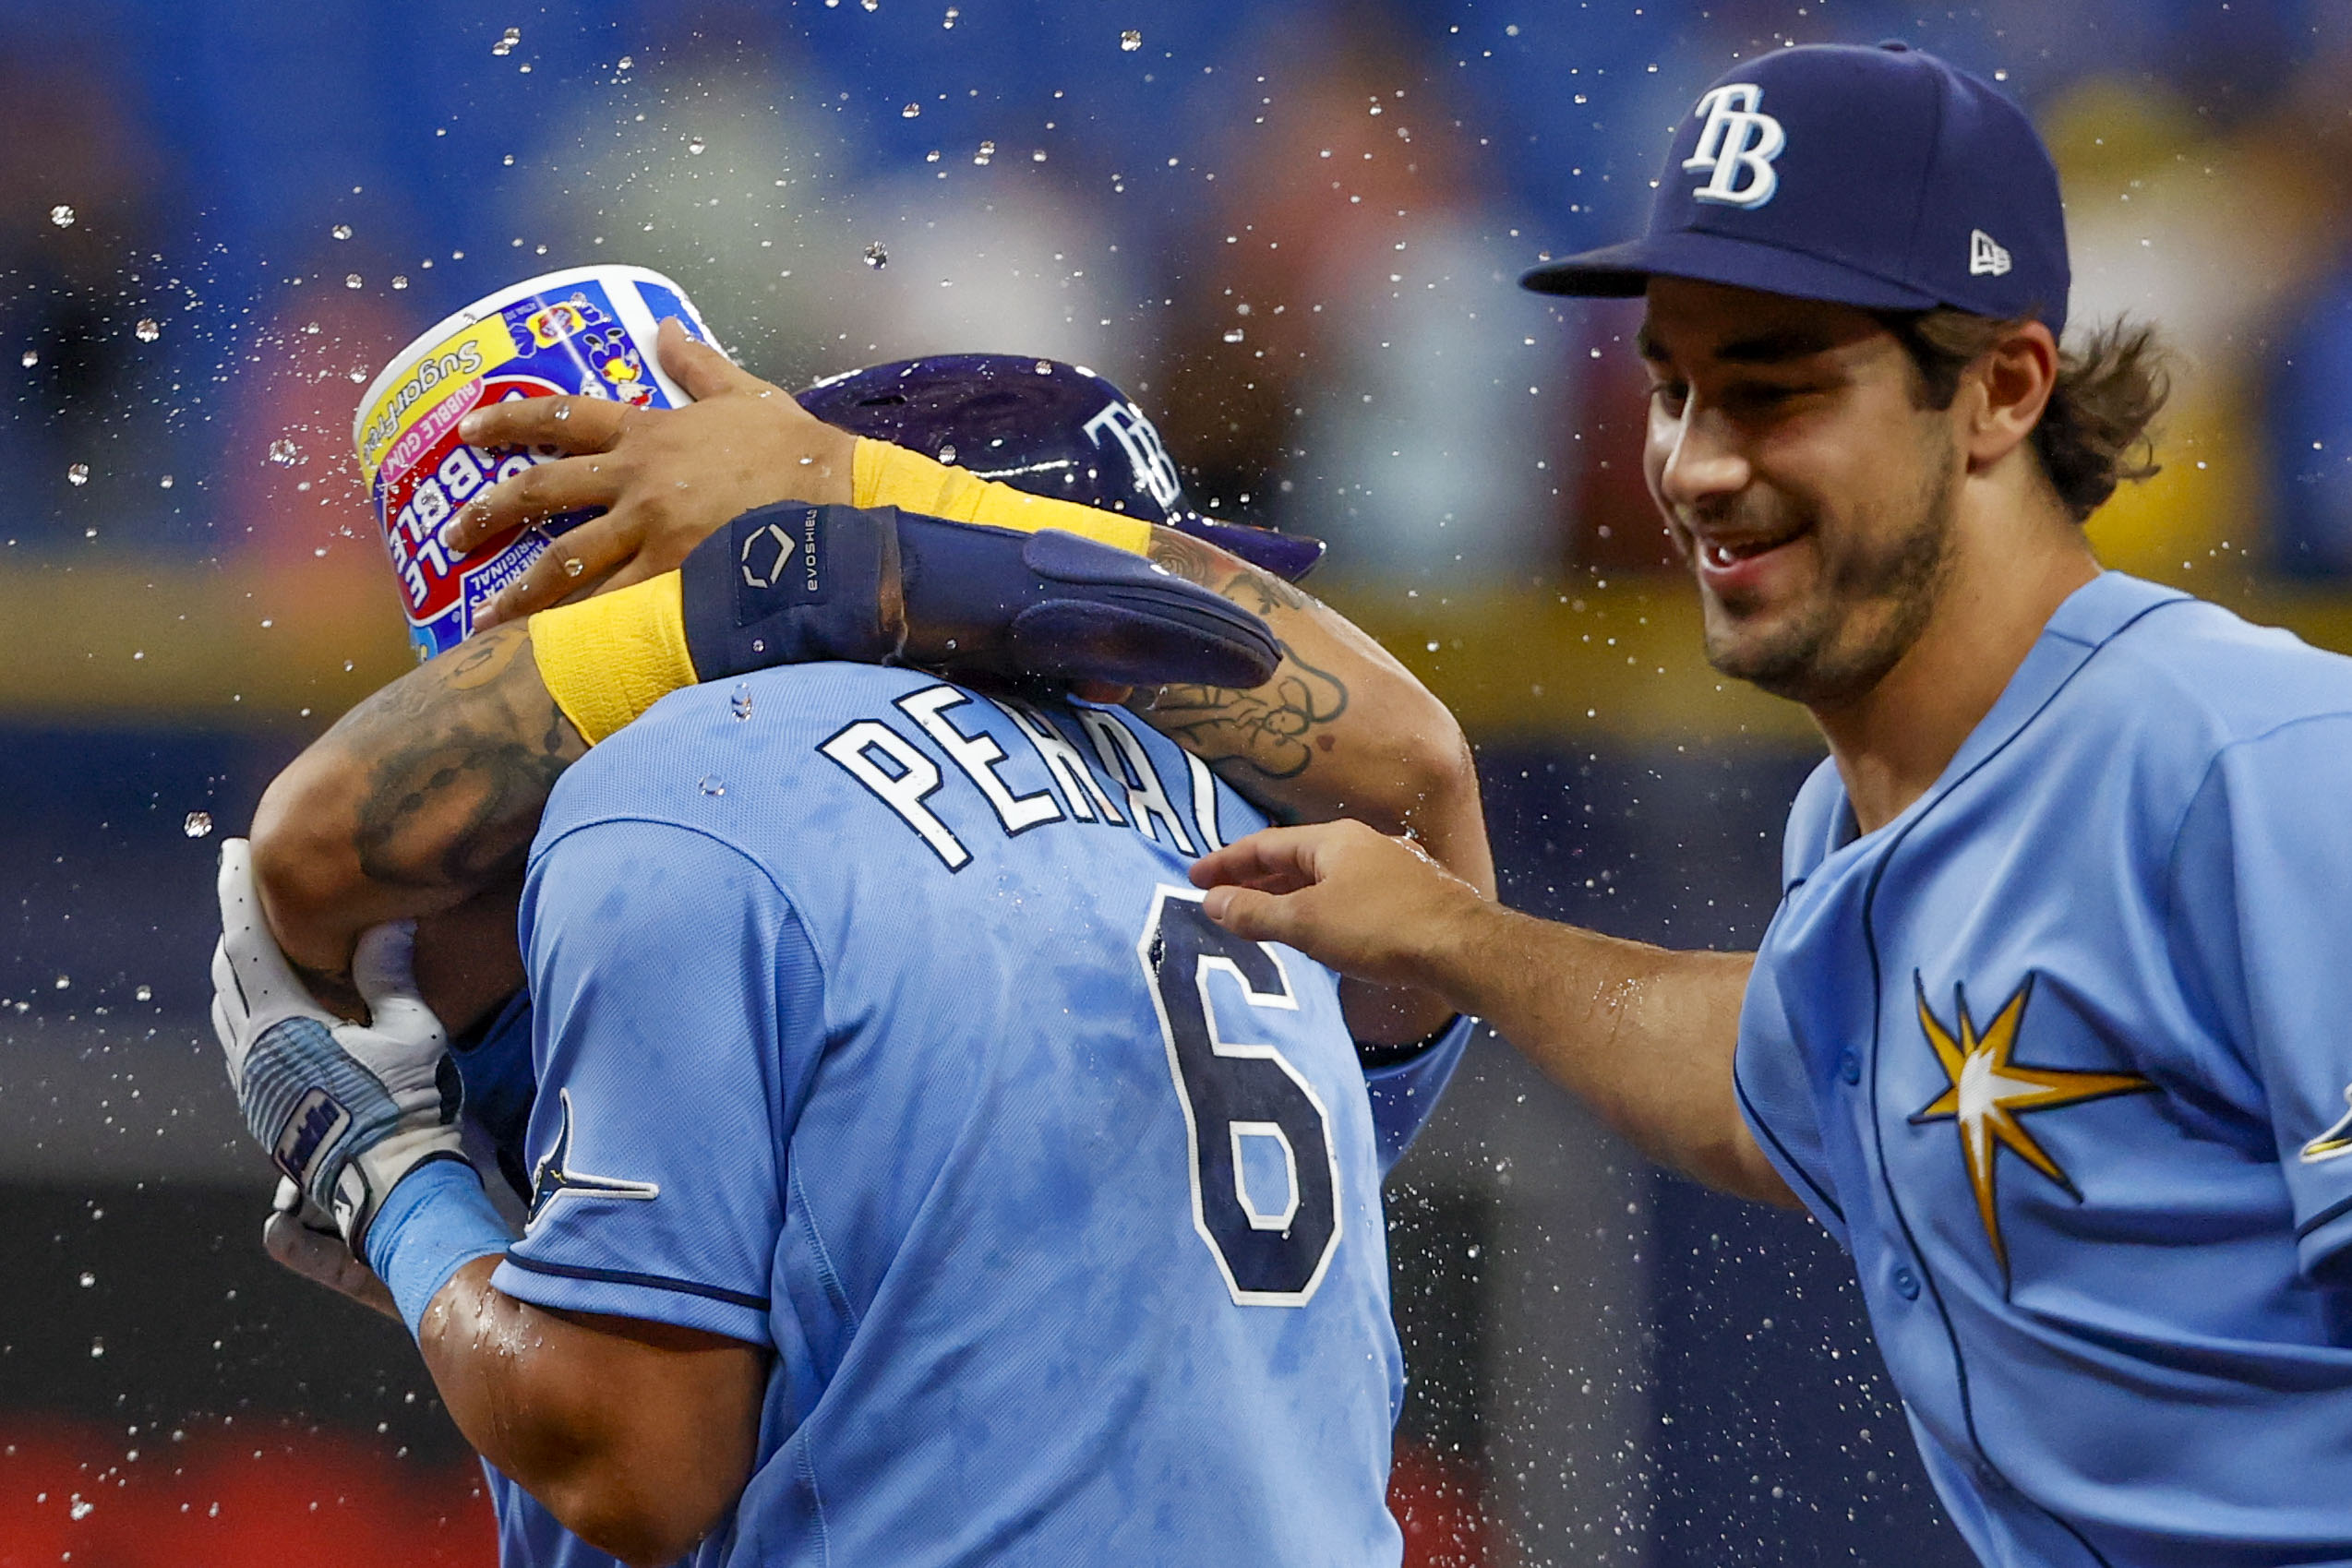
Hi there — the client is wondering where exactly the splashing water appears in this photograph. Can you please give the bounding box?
[268,437,300,466]
[863,241,889,269]
[391,275,409,290]
[49,205,73,227]
[1034,359,1054,374]
[18,350,35,367]
[344,273,363,289]
[66,463,88,485]
[698,775,726,796]
[1222,329,1245,343]
[938,444,958,464]
[730,684,754,721]
[688,135,708,156]
[133,985,151,1002]
[617,54,634,69]
[331,223,353,241]
[134,318,159,342]
[902,103,920,118]
[1121,29,1142,50]
[492,27,520,55]
[184,811,213,838]
[974,140,995,165]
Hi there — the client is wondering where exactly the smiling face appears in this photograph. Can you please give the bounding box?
[1639,278,1968,707]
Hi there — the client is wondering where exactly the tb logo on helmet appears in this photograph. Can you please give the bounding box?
[1683,83,1785,209]
[1083,401,1184,513]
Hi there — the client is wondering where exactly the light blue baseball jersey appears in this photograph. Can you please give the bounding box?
[479,663,1465,1568]
[1737,572,2352,1567]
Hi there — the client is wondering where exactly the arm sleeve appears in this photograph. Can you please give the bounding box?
[2167,715,2352,1282]
[490,817,827,1343]
[1362,1014,1473,1173]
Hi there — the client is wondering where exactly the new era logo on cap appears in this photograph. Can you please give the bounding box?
[1969,229,2012,277]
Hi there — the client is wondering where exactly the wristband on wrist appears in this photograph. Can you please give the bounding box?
[852,437,1152,557]
[364,1157,511,1338]
[529,572,698,745]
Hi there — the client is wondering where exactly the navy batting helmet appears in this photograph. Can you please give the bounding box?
[796,354,1325,582]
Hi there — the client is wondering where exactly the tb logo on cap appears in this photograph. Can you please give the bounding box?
[1684,83,1785,209]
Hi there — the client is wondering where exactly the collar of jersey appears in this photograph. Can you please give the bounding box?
[1812,571,2189,860]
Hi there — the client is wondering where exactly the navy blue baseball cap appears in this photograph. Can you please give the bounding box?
[796,354,1326,581]
[1521,42,2070,339]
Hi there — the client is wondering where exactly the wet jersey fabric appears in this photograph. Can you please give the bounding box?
[484,664,1462,1567]
[1736,572,2352,1567]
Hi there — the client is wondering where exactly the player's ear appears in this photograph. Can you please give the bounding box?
[1962,318,2058,473]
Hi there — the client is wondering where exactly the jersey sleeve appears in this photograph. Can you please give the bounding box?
[491,817,827,1344]
[2167,716,2352,1283]
[1362,1014,1473,1173]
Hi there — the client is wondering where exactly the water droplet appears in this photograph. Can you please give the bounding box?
[66,462,89,485]
[863,241,889,269]
[344,273,363,289]
[860,0,878,10]
[133,985,151,1002]
[69,1497,93,1519]
[134,318,159,342]
[19,350,35,367]
[729,684,754,721]
[391,275,408,291]
[268,437,300,466]
[1222,329,1244,343]
[562,556,585,578]
[1032,149,1048,162]
[53,976,68,989]
[78,1272,94,1287]
[901,102,920,118]
[183,811,213,839]
[1034,359,1053,375]
[330,223,353,241]
[687,135,707,156]
[88,1339,103,1359]
[974,139,995,165]
[158,475,174,489]
[937,443,958,464]
[49,204,74,228]
[491,26,520,55]
[698,774,726,796]
[617,54,634,69]
[551,403,571,421]
[1121,29,1142,50]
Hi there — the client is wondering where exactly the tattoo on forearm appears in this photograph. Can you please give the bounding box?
[1145,643,1350,783]
[1139,530,1344,782]
[321,625,587,892]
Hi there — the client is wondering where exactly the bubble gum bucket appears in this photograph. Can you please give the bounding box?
[352,265,717,660]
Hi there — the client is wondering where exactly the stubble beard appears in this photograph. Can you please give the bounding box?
[1700,449,1960,708]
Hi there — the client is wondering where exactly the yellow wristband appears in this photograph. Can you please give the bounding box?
[527,571,698,746]
[852,437,1153,557]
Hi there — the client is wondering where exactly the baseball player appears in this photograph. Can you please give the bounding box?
[1187,42,2352,1567]
[222,350,1492,1564]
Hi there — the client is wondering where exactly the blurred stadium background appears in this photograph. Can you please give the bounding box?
[5,0,2346,1562]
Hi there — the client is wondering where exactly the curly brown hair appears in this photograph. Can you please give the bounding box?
[1874,308,2170,522]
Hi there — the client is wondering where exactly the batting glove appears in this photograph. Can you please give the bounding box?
[210,838,466,1255]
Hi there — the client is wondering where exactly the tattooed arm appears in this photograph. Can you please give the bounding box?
[249,529,1488,1041]
[1134,533,1494,1045]
[247,624,583,1030]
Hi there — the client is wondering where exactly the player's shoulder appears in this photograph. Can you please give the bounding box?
[2058,573,2352,776]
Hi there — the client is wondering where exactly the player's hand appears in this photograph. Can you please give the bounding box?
[211,838,466,1254]
[1191,820,1489,991]
[444,317,857,629]
[262,1178,402,1323]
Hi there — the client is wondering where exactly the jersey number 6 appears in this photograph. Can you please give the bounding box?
[1139,888,1342,1307]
